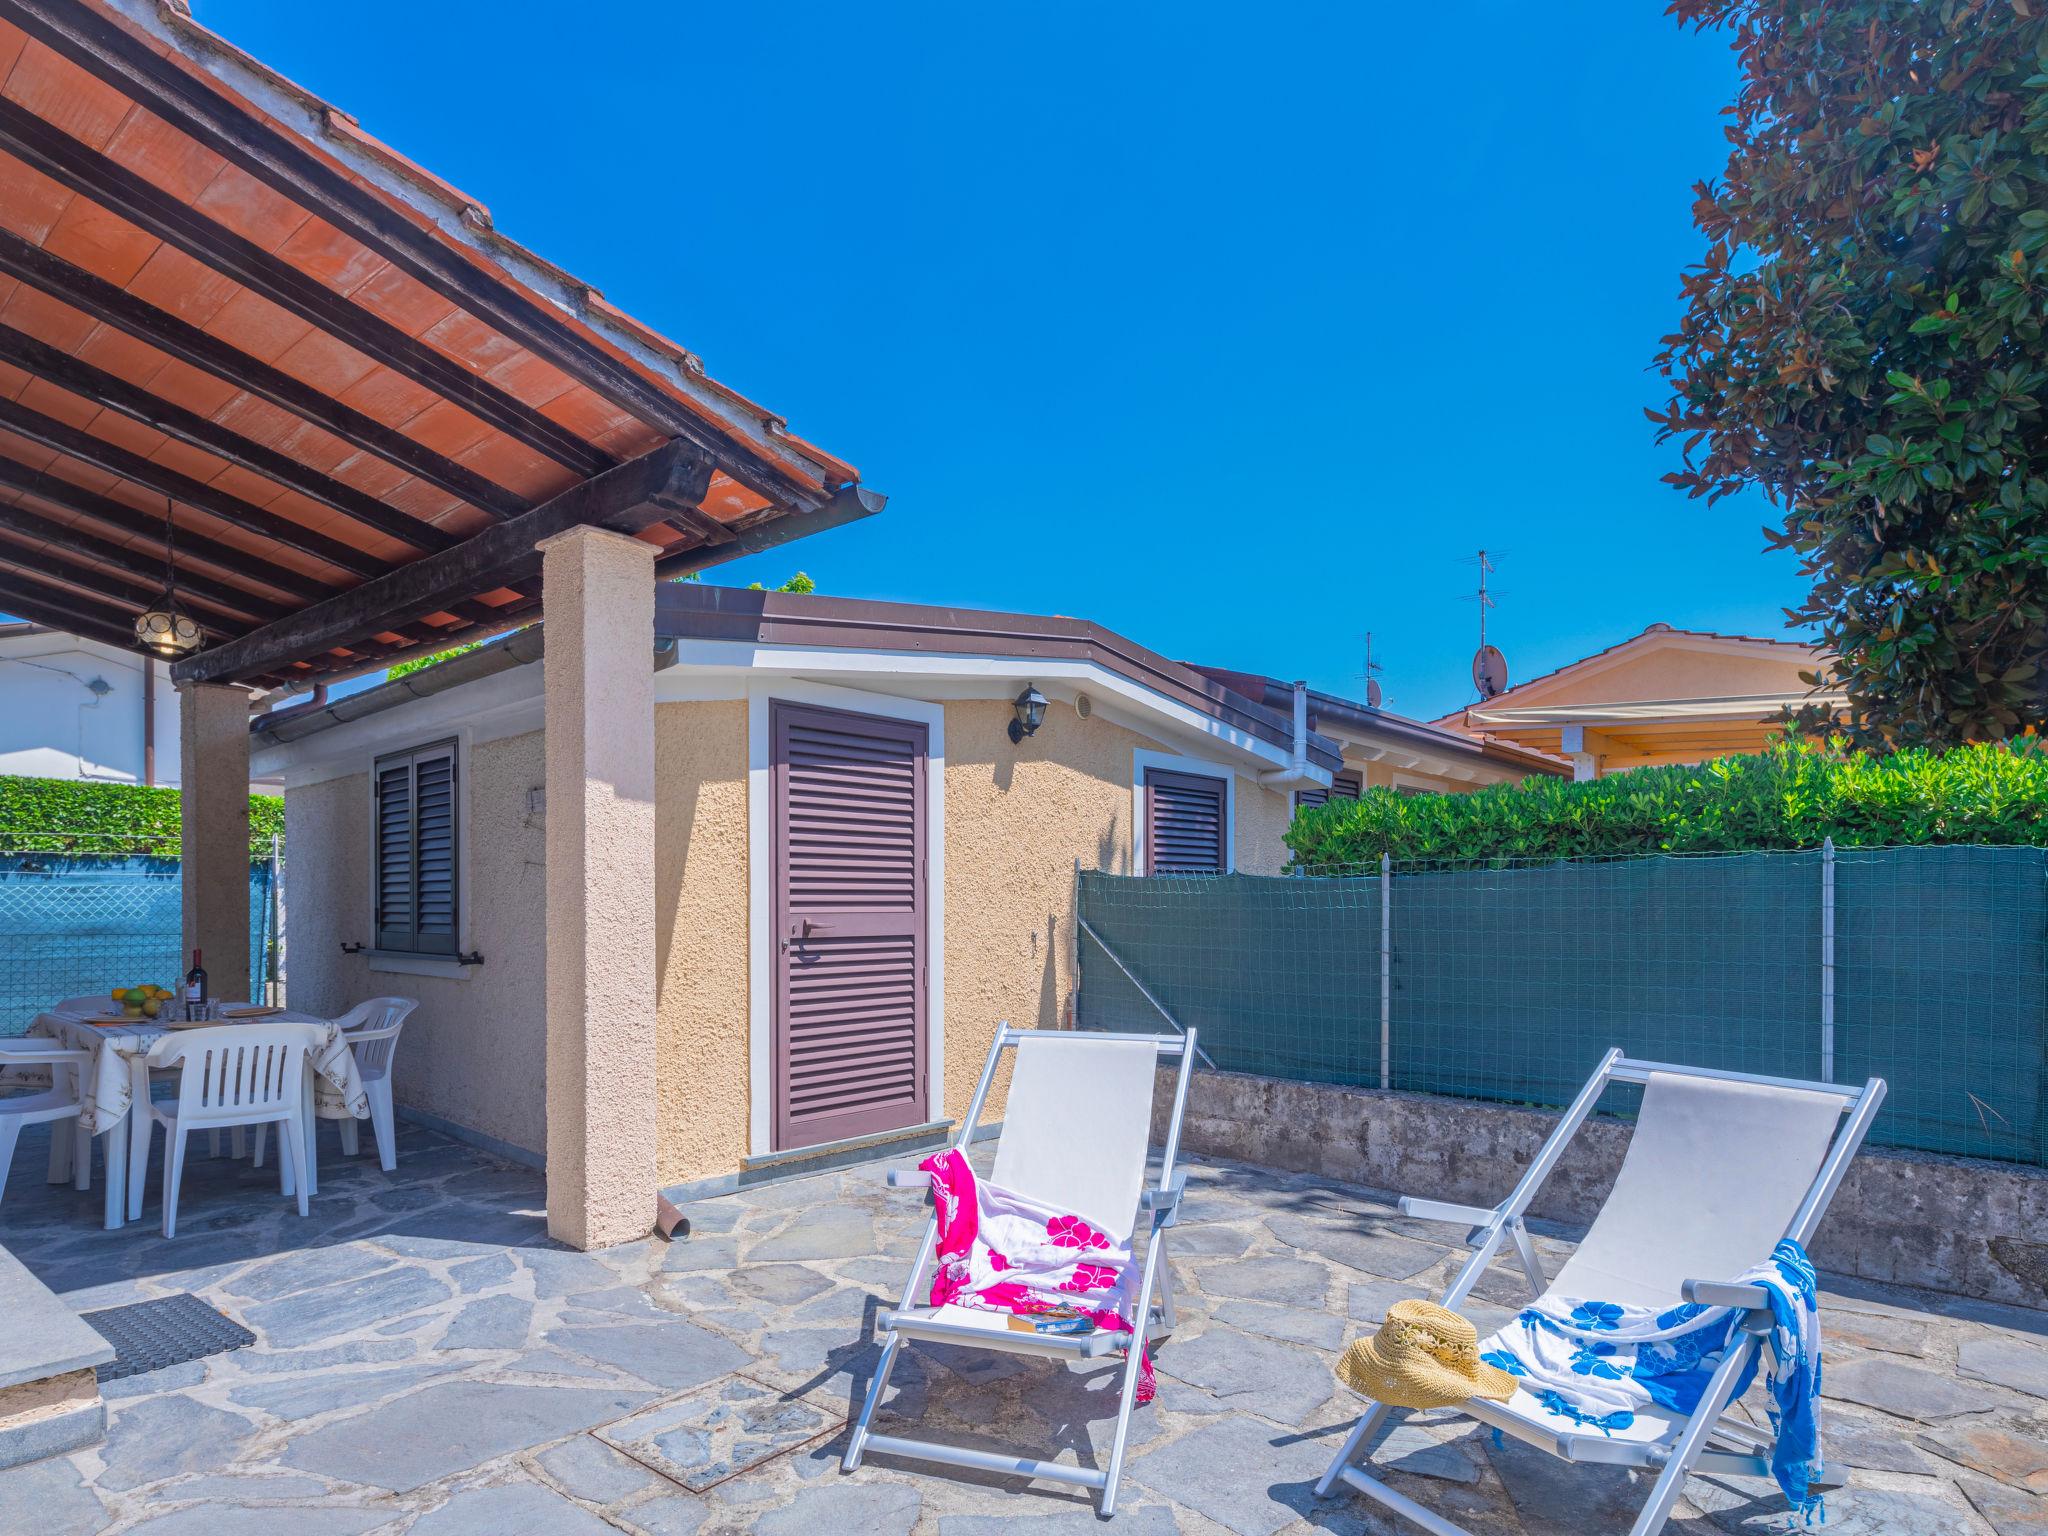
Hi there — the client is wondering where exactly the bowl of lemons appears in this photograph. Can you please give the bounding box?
[111,984,174,1020]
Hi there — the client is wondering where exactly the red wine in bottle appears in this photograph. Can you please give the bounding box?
[185,948,208,1005]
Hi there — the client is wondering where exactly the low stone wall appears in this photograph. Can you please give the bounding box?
[1153,1068,2048,1312]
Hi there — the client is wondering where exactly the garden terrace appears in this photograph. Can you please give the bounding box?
[0,1119,2043,1534]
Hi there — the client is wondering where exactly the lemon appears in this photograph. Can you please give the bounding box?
[142,997,162,1018]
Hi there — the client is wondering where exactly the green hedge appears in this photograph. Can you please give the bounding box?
[0,775,283,859]
[1284,741,2048,868]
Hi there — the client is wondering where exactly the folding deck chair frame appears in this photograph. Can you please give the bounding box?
[842,1023,1198,1518]
[1316,1048,1887,1536]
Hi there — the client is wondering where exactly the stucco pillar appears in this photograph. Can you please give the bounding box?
[540,524,658,1249]
[178,682,250,999]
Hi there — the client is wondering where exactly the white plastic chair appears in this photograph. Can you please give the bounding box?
[1316,1049,1886,1536]
[132,1023,323,1238]
[0,1037,92,1211]
[843,1024,1198,1519]
[251,997,415,1173]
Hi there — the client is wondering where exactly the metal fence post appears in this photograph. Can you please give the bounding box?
[1379,851,1392,1090]
[1820,836,1835,1082]
[268,832,284,1007]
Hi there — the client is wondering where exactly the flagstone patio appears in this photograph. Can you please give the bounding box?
[0,1120,2043,1535]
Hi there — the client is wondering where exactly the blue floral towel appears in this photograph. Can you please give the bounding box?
[1477,1240,1825,1524]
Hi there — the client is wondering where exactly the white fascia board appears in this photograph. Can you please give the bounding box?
[656,639,1299,774]
[253,662,544,788]
[262,636,1304,787]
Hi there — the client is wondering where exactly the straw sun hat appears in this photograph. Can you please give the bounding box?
[1335,1300,1519,1410]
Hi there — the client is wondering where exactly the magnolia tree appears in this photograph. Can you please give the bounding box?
[1652,0,2048,746]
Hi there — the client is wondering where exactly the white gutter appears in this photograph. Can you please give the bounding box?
[1259,681,1327,787]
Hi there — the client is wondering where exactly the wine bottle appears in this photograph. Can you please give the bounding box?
[185,948,208,1007]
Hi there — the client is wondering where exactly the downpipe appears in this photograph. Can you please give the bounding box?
[1259,680,1325,788]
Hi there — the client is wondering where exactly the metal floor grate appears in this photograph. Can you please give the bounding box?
[79,1292,255,1383]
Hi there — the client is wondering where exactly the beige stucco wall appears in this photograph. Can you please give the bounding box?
[283,728,549,1159]
[285,685,1301,1191]
[652,700,752,1189]
[1356,759,1476,796]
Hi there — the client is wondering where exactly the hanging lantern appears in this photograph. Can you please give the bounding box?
[135,594,203,657]
[135,502,203,657]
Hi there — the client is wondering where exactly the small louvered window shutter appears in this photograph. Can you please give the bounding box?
[372,741,458,954]
[1295,770,1362,812]
[1144,768,1228,874]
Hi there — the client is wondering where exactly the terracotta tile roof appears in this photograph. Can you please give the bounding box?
[0,0,875,686]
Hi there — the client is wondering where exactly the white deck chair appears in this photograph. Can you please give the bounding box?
[842,1023,1198,1518]
[1316,1049,1886,1536]
[253,997,415,1173]
[131,1023,323,1238]
[0,1037,91,1210]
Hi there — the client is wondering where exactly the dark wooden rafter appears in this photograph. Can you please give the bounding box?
[0,494,288,621]
[650,482,886,583]
[0,228,528,520]
[0,392,385,577]
[656,502,738,550]
[0,450,328,601]
[0,541,249,631]
[0,321,458,553]
[0,559,173,642]
[0,96,618,482]
[0,453,477,652]
[173,438,713,685]
[0,0,832,512]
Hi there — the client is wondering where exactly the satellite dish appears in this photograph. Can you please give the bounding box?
[1472,644,1508,700]
[1366,678,1383,709]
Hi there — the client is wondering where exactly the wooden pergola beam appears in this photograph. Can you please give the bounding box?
[0,452,330,603]
[0,495,289,622]
[0,393,385,578]
[0,322,459,555]
[0,228,528,521]
[173,438,712,686]
[0,0,830,513]
[0,95,616,482]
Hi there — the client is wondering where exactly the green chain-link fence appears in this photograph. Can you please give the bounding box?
[0,849,280,1033]
[1076,844,2048,1167]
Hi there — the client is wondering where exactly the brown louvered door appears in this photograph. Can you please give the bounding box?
[1144,767,1228,874]
[771,701,928,1151]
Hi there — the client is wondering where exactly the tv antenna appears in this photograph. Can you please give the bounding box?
[1357,631,1384,709]
[1464,549,1508,700]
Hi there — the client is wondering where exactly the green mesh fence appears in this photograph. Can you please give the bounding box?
[1075,845,2048,1167]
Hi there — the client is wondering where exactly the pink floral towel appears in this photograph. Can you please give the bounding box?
[919,1148,1155,1404]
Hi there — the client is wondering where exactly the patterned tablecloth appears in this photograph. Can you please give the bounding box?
[32,1002,369,1134]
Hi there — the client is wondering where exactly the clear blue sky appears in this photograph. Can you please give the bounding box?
[176,4,1813,717]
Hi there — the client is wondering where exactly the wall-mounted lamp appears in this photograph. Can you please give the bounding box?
[1008,683,1048,744]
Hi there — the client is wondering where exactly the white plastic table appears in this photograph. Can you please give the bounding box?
[32,1000,368,1231]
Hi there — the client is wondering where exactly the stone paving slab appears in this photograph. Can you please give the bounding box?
[0,1120,2043,1534]
[597,1374,844,1491]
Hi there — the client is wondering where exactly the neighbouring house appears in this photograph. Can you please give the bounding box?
[253,585,1365,1199]
[1432,624,1839,780]
[0,622,278,791]
[1191,667,1566,801]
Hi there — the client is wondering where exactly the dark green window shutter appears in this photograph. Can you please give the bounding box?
[373,741,458,954]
